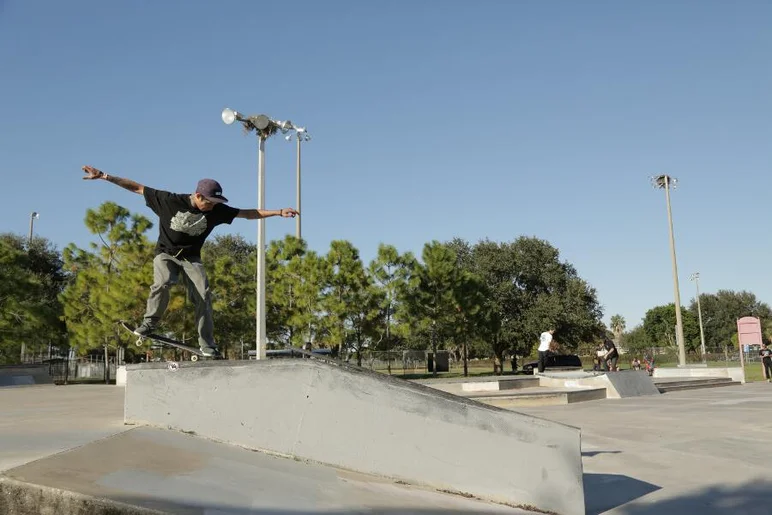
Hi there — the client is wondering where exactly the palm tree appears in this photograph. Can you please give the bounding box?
[610,314,626,344]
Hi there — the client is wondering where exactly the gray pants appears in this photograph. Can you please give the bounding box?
[142,253,215,350]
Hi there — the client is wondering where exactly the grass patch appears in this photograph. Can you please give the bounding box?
[373,356,770,383]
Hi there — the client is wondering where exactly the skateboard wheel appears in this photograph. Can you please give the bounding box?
[191,355,199,362]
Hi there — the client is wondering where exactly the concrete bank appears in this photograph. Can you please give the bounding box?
[125,359,586,515]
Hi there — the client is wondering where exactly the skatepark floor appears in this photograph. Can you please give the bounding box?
[515,382,772,515]
[3,381,771,515]
[0,385,530,514]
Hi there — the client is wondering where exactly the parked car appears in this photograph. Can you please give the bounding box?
[522,353,582,374]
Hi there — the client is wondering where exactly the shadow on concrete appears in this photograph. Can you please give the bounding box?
[613,478,772,515]
[584,473,660,514]
[582,450,623,457]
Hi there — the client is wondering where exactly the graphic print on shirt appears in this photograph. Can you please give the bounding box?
[170,211,207,236]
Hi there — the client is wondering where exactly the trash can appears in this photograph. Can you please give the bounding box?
[427,351,450,373]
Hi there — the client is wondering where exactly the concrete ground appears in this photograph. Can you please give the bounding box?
[0,385,530,514]
[0,384,128,472]
[515,382,772,515]
[3,381,771,515]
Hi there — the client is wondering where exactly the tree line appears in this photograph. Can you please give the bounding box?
[613,291,772,357]
[5,201,766,372]
[1,201,608,372]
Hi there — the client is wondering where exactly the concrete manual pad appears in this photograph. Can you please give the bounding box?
[1,426,533,514]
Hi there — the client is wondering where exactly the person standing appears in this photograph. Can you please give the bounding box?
[759,342,772,382]
[537,328,555,374]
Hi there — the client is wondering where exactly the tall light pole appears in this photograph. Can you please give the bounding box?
[690,272,707,363]
[286,127,310,240]
[28,212,39,248]
[651,175,687,367]
[222,108,305,360]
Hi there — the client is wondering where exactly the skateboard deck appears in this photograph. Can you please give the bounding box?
[119,321,220,361]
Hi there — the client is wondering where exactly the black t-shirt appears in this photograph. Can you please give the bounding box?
[604,341,618,359]
[760,347,772,362]
[143,187,239,258]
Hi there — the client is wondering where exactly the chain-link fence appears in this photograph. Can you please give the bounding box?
[343,350,472,375]
[619,347,745,365]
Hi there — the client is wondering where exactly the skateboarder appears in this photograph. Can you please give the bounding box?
[537,328,555,373]
[601,338,619,371]
[82,165,299,357]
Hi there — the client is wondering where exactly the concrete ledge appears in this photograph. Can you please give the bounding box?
[461,377,539,392]
[471,387,608,408]
[0,477,163,515]
[0,365,53,387]
[538,371,660,399]
[125,359,585,515]
[653,366,745,384]
[115,366,127,387]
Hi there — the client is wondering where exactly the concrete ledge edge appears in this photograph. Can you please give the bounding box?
[0,476,165,515]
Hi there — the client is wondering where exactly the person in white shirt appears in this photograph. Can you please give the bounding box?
[537,328,555,373]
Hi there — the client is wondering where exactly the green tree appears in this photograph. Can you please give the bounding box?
[401,241,460,376]
[347,281,384,366]
[292,250,331,349]
[266,236,307,347]
[322,240,368,357]
[0,234,66,364]
[265,236,330,350]
[642,304,701,353]
[688,290,772,352]
[202,234,255,358]
[451,270,493,376]
[60,202,154,356]
[621,324,652,355]
[368,244,412,370]
[461,237,603,372]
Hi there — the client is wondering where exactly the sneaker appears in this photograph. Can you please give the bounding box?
[133,321,156,337]
[200,346,220,358]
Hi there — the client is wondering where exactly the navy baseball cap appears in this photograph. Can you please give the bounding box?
[196,179,228,204]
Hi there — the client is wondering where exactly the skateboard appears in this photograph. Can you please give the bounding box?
[119,321,221,361]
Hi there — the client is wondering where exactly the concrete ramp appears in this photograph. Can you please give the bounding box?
[1,426,534,514]
[603,371,661,397]
[125,359,585,515]
[538,370,660,398]
[0,365,53,387]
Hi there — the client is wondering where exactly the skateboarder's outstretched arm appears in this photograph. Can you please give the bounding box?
[82,165,144,194]
[235,208,299,220]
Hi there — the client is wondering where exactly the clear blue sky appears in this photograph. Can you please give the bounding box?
[2,1,771,331]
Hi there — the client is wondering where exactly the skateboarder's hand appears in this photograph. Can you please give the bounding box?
[280,208,299,218]
[82,165,106,180]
